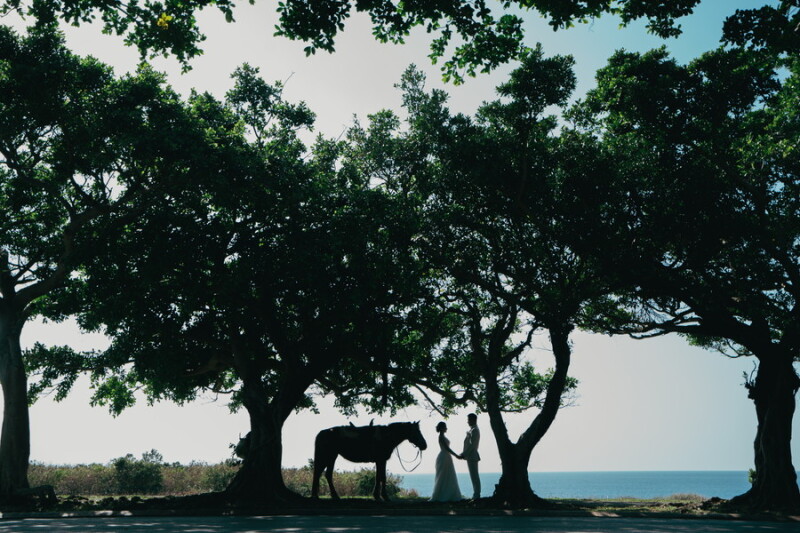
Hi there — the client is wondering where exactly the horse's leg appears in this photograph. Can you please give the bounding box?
[375,460,388,501]
[326,455,340,500]
[312,434,331,499]
[312,458,324,499]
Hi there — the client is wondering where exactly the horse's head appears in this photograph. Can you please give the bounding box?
[407,421,427,450]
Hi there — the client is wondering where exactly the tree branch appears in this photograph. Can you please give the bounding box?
[16,206,102,308]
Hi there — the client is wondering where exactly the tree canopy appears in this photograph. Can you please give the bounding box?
[327,50,615,504]
[0,23,211,497]
[47,56,454,502]
[0,0,727,80]
[2,0,800,512]
[563,44,800,509]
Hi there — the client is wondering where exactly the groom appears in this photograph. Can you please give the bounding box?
[460,412,481,499]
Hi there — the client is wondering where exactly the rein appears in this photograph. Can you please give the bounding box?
[395,444,423,472]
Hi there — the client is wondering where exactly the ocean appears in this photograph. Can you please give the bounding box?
[399,471,757,499]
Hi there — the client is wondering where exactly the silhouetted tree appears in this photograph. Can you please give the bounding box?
[0,25,201,500]
[342,52,607,505]
[567,46,799,510]
[72,64,436,504]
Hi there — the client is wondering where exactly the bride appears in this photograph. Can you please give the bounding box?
[430,421,463,502]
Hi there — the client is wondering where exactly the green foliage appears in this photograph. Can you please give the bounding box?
[0,23,229,415]
[112,450,164,494]
[354,468,402,499]
[0,24,230,495]
[4,0,712,81]
[557,37,800,508]
[282,464,407,499]
[723,1,800,56]
[226,63,315,145]
[24,344,95,405]
[56,29,448,504]
[200,461,240,493]
[28,462,117,496]
[567,44,797,361]
[371,55,592,413]
[28,457,411,498]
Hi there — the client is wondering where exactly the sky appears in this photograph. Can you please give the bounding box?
[7,0,797,476]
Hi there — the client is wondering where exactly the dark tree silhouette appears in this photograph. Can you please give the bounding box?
[567,46,800,510]
[0,25,203,500]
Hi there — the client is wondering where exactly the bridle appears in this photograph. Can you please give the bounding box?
[395,443,423,472]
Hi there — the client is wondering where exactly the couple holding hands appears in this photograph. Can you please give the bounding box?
[430,413,481,502]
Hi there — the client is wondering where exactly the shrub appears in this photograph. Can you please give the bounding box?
[665,493,706,503]
[29,462,116,496]
[28,462,66,488]
[162,462,212,495]
[112,450,164,494]
[282,463,406,498]
[28,453,414,498]
[283,464,314,497]
[60,464,117,496]
[354,468,403,498]
[202,462,239,492]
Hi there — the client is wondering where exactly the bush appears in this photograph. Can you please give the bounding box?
[60,464,117,496]
[29,462,116,496]
[201,461,239,492]
[161,462,211,495]
[354,468,403,498]
[283,463,314,497]
[28,452,414,498]
[282,462,406,498]
[112,450,164,494]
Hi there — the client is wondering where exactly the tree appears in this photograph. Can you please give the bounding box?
[723,0,800,56]
[344,52,606,505]
[567,46,800,510]
[72,64,437,503]
[0,24,197,499]
[425,49,609,504]
[4,0,705,80]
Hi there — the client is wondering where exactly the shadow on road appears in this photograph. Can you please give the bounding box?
[1,515,797,533]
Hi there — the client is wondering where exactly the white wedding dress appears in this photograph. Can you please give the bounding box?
[429,434,462,502]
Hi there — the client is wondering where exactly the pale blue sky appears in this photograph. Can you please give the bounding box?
[9,1,797,475]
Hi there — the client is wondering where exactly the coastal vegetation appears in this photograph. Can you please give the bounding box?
[28,453,409,499]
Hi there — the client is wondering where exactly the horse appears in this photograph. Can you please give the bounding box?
[311,421,427,501]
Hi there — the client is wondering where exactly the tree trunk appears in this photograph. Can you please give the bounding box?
[732,351,800,510]
[225,406,292,503]
[491,323,572,506]
[225,368,310,504]
[0,311,31,498]
[492,442,544,505]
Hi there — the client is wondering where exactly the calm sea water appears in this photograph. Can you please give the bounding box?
[400,471,758,499]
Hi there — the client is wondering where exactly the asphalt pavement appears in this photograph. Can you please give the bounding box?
[0,515,798,533]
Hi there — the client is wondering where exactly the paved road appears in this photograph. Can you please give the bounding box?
[0,515,796,532]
